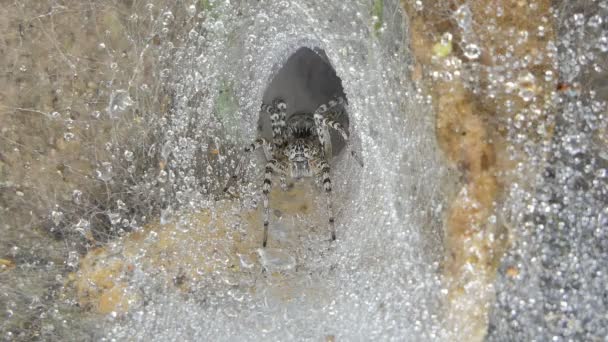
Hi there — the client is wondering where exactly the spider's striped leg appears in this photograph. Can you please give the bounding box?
[323,117,365,167]
[264,99,288,147]
[262,159,280,248]
[314,96,346,156]
[244,137,268,153]
[275,99,287,143]
[322,117,349,141]
[317,159,336,241]
[239,137,269,178]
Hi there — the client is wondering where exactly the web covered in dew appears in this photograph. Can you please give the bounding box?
[1,0,607,341]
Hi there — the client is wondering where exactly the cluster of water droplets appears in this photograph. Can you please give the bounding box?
[3,0,608,340]
[102,0,450,340]
[486,2,608,340]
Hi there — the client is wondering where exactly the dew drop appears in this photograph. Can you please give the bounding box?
[598,36,608,53]
[108,212,121,225]
[66,251,79,268]
[96,162,114,181]
[517,72,537,102]
[463,43,481,59]
[51,211,64,226]
[63,132,75,141]
[124,150,134,161]
[588,14,603,28]
[72,189,83,204]
[108,90,134,118]
[454,4,472,30]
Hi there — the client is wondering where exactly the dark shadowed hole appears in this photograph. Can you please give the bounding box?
[258,47,349,157]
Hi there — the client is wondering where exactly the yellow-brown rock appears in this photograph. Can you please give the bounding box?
[401,0,556,340]
[73,184,317,315]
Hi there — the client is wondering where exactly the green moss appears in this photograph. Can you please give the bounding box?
[373,0,384,34]
[198,0,212,11]
[432,40,452,58]
[214,81,240,140]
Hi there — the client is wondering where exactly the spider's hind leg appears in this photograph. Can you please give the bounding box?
[261,160,274,247]
[317,159,336,241]
[261,159,287,247]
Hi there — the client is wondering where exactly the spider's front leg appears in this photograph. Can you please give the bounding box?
[261,159,286,247]
[322,116,349,141]
[313,96,346,156]
[263,99,288,147]
[314,98,364,167]
[316,159,336,241]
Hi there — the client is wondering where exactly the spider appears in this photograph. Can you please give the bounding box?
[242,95,351,247]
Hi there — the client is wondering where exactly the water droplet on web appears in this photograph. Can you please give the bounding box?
[157,170,167,183]
[63,132,75,141]
[598,36,608,52]
[96,162,114,181]
[116,199,127,211]
[588,14,603,28]
[436,33,450,47]
[572,13,585,26]
[108,90,134,118]
[51,211,64,226]
[73,219,90,236]
[161,141,172,160]
[51,111,60,119]
[454,4,472,30]
[72,189,82,204]
[108,212,121,225]
[162,11,174,24]
[124,150,134,161]
[187,4,196,16]
[161,207,173,225]
[66,251,79,268]
[517,72,537,102]
[463,43,481,59]
[537,25,545,37]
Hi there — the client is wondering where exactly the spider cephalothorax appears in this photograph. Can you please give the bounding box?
[285,138,317,179]
[242,96,351,247]
[283,113,321,180]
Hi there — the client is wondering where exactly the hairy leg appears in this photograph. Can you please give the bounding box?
[317,159,336,241]
[244,137,269,153]
[263,99,287,148]
[313,96,346,156]
[262,159,277,247]
[322,116,349,141]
